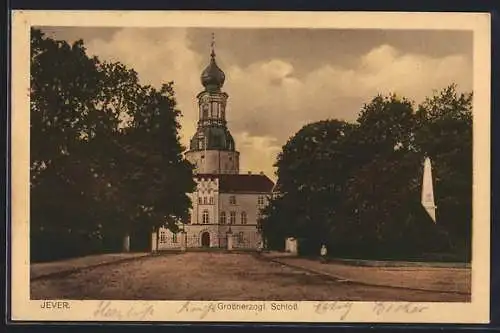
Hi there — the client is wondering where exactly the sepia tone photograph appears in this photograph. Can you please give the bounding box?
[10,11,490,323]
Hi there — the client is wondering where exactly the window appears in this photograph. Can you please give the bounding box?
[198,197,202,204]
[172,233,178,243]
[209,197,214,205]
[203,197,207,205]
[237,232,244,244]
[203,210,209,224]
[258,196,265,206]
[160,231,166,243]
[241,211,247,225]
[229,196,236,205]
[220,211,226,224]
[229,211,236,224]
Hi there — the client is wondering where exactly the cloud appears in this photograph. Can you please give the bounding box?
[83,30,472,179]
[85,28,204,146]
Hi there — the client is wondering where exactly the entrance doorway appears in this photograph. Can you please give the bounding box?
[201,232,210,247]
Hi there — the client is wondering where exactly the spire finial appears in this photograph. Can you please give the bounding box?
[210,32,216,58]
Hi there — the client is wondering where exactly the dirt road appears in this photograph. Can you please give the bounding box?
[31,252,468,302]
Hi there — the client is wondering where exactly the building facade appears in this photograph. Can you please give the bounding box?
[155,38,274,250]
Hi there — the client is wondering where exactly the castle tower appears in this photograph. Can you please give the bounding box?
[185,34,240,174]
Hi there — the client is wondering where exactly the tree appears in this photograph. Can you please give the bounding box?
[261,86,472,261]
[414,84,473,260]
[30,29,195,261]
[261,119,357,254]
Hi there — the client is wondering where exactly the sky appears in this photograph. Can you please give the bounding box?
[40,27,473,180]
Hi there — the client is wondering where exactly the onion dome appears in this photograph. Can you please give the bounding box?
[201,35,225,91]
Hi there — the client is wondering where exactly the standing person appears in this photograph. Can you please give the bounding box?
[320,244,327,264]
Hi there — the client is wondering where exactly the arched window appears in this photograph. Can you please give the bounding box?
[202,104,209,118]
[229,211,236,224]
[220,211,226,224]
[241,211,247,224]
[209,197,214,205]
[203,197,207,205]
[202,210,209,224]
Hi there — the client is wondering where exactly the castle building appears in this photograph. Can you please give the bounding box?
[155,37,274,250]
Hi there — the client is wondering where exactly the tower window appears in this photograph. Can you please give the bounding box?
[202,210,209,224]
[203,197,207,205]
[202,104,209,118]
[198,197,202,204]
[241,211,247,225]
[229,211,236,224]
[209,197,214,205]
[220,211,226,224]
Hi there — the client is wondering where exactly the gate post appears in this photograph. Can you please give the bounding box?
[227,229,233,251]
[123,234,130,253]
[286,237,298,256]
[151,231,157,252]
[180,231,187,252]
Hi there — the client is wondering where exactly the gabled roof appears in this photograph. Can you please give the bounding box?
[195,173,275,193]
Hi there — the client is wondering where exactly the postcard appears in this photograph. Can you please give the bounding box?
[10,10,491,323]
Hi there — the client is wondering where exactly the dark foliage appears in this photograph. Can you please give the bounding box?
[30,29,195,262]
[261,87,472,262]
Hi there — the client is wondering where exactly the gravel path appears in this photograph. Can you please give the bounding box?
[31,253,150,280]
[269,256,470,294]
[31,252,468,302]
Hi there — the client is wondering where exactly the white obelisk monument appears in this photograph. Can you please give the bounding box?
[421,157,437,223]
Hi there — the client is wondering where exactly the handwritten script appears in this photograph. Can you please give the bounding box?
[372,302,429,316]
[313,301,354,320]
[93,301,154,321]
[313,301,429,320]
[176,301,217,319]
